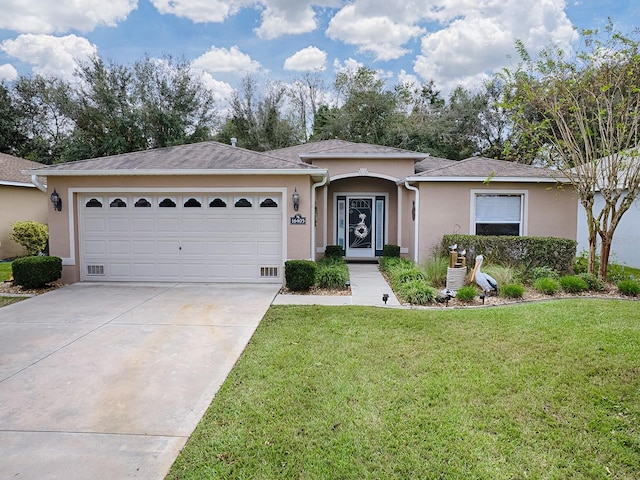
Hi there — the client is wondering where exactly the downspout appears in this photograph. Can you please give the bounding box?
[31,174,47,193]
[404,180,419,263]
[311,172,328,260]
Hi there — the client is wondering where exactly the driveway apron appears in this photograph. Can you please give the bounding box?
[0,282,279,479]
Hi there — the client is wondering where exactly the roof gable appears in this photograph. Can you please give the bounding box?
[268,140,428,163]
[412,156,566,182]
[26,141,322,176]
[0,153,45,186]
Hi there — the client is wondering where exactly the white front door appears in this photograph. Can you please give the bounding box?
[346,197,375,257]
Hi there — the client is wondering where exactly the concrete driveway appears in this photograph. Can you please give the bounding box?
[0,282,280,479]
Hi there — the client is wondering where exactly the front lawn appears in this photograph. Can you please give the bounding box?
[168,300,640,479]
[0,262,11,282]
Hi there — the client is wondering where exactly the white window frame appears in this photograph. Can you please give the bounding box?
[470,189,528,236]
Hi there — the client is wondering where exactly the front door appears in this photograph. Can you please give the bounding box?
[347,197,374,257]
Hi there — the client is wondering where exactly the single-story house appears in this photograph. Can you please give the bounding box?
[0,153,48,259]
[25,139,578,284]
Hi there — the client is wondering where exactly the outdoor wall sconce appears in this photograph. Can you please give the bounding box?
[50,189,62,211]
[292,188,300,212]
[382,293,389,305]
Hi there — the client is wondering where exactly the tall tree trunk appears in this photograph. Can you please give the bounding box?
[598,235,612,281]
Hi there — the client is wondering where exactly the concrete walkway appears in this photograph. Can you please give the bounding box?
[272,262,400,307]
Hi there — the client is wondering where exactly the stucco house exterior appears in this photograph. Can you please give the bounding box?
[26,139,578,285]
[0,153,48,259]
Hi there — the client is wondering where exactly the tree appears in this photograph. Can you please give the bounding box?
[503,26,640,280]
[63,56,220,161]
[0,82,25,155]
[312,66,401,144]
[10,75,74,163]
[219,75,300,151]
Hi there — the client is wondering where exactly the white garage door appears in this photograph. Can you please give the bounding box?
[78,193,283,283]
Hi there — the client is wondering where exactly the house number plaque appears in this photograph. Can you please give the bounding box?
[290,214,307,225]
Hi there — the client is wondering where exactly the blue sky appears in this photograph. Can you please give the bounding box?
[0,0,637,102]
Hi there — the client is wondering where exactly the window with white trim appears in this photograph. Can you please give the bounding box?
[473,193,524,236]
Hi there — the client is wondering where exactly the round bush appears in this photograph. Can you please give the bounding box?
[533,277,560,295]
[455,285,478,303]
[577,273,605,292]
[500,283,525,299]
[617,279,640,297]
[559,275,589,293]
[12,255,62,288]
[526,266,559,284]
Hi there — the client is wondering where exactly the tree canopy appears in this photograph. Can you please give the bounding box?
[502,25,640,279]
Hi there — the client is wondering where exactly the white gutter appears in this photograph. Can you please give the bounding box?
[404,180,419,264]
[310,172,329,260]
[25,168,325,178]
[30,174,47,192]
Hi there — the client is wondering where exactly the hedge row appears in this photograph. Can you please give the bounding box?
[440,234,577,275]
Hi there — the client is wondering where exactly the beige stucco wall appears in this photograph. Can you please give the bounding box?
[416,181,579,263]
[310,157,416,180]
[46,174,315,283]
[0,186,48,259]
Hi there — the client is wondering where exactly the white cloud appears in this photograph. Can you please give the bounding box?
[1,34,98,81]
[0,63,19,81]
[150,0,252,23]
[191,45,262,75]
[326,4,425,61]
[284,46,327,71]
[0,0,137,34]
[411,0,577,94]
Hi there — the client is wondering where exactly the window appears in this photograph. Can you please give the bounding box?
[473,192,525,236]
[109,197,127,208]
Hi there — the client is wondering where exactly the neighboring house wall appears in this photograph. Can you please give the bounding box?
[416,182,578,262]
[47,174,313,283]
[0,185,48,259]
[577,193,640,268]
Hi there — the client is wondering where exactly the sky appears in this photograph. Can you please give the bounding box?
[0,0,638,105]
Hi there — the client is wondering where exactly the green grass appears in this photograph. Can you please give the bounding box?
[168,300,640,479]
[0,262,12,282]
[0,296,25,307]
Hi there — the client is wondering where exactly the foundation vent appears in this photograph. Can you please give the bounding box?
[260,266,279,278]
[87,265,105,276]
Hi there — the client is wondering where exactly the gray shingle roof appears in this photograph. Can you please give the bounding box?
[414,156,564,181]
[27,141,322,175]
[0,153,45,186]
[414,155,457,173]
[268,140,428,163]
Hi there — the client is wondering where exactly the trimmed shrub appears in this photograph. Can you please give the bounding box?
[422,256,449,288]
[396,280,437,305]
[455,286,478,303]
[316,262,349,290]
[577,273,605,292]
[285,260,317,291]
[440,234,576,275]
[559,275,589,293]
[617,279,640,297]
[500,283,525,299]
[12,255,62,288]
[534,277,560,295]
[382,244,401,258]
[11,221,48,256]
[324,245,343,259]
